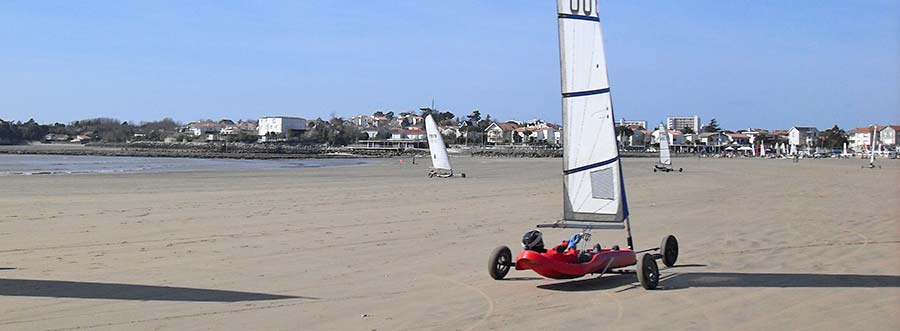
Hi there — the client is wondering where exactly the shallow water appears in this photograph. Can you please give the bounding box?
[0,154,369,175]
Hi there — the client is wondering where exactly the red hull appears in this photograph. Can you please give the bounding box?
[515,248,637,279]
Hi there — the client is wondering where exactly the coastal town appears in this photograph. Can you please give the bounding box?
[2,112,897,158]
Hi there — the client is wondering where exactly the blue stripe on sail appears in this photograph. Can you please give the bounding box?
[562,88,610,98]
[563,156,620,175]
[558,14,601,22]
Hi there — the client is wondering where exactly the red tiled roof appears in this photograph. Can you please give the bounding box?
[495,122,519,131]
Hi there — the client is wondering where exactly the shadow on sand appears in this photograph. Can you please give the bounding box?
[0,268,16,271]
[537,274,637,292]
[500,277,544,282]
[0,278,313,302]
[661,272,900,290]
[537,272,900,292]
[666,264,707,268]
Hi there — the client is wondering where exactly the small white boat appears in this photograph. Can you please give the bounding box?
[424,114,464,178]
[864,125,880,169]
[654,124,681,172]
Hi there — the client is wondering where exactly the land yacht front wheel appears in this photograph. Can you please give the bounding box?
[660,235,678,267]
[636,253,659,290]
[488,246,512,280]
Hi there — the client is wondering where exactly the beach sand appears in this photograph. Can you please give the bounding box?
[1,157,898,330]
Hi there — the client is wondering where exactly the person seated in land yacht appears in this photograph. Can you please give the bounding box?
[522,230,608,263]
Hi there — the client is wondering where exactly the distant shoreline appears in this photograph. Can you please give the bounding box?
[0,143,379,160]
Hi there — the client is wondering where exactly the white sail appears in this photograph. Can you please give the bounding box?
[790,144,797,156]
[658,124,671,165]
[558,0,628,224]
[843,142,848,155]
[425,115,452,171]
[870,125,877,164]
[760,140,766,157]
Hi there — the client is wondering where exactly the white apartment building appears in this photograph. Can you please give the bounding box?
[258,116,308,136]
[848,126,881,151]
[788,127,819,147]
[666,116,701,132]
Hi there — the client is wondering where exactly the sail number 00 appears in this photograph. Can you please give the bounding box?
[569,0,593,15]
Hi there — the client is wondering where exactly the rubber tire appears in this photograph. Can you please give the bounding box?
[428,172,434,178]
[488,246,512,280]
[461,173,466,178]
[636,253,659,290]
[653,168,657,172]
[660,235,679,267]
[679,168,683,172]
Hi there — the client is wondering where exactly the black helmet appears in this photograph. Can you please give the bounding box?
[522,230,544,251]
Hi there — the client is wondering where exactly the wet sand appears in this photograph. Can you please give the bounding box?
[1,157,898,330]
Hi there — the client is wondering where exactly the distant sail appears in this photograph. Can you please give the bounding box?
[424,115,452,171]
[558,0,628,224]
[870,125,877,164]
[760,140,766,157]
[658,124,671,165]
[843,142,847,155]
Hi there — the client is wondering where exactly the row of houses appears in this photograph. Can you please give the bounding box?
[359,119,563,145]
[483,120,561,145]
[618,124,900,153]
[181,114,899,151]
[350,113,425,128]
[848,125,900,151]
[183,117,308,142]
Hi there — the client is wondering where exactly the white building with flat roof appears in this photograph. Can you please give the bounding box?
[789,126,819,147]
[666,116,700,133]
[258,116,308,136]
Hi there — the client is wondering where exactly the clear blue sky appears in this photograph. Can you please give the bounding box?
[1,0,897,130]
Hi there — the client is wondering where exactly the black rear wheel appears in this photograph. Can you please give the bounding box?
[488,246,512,280]
[636,253,659,290]
[660,235,678,267]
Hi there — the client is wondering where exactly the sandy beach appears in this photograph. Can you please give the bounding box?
[1,157,898,330]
